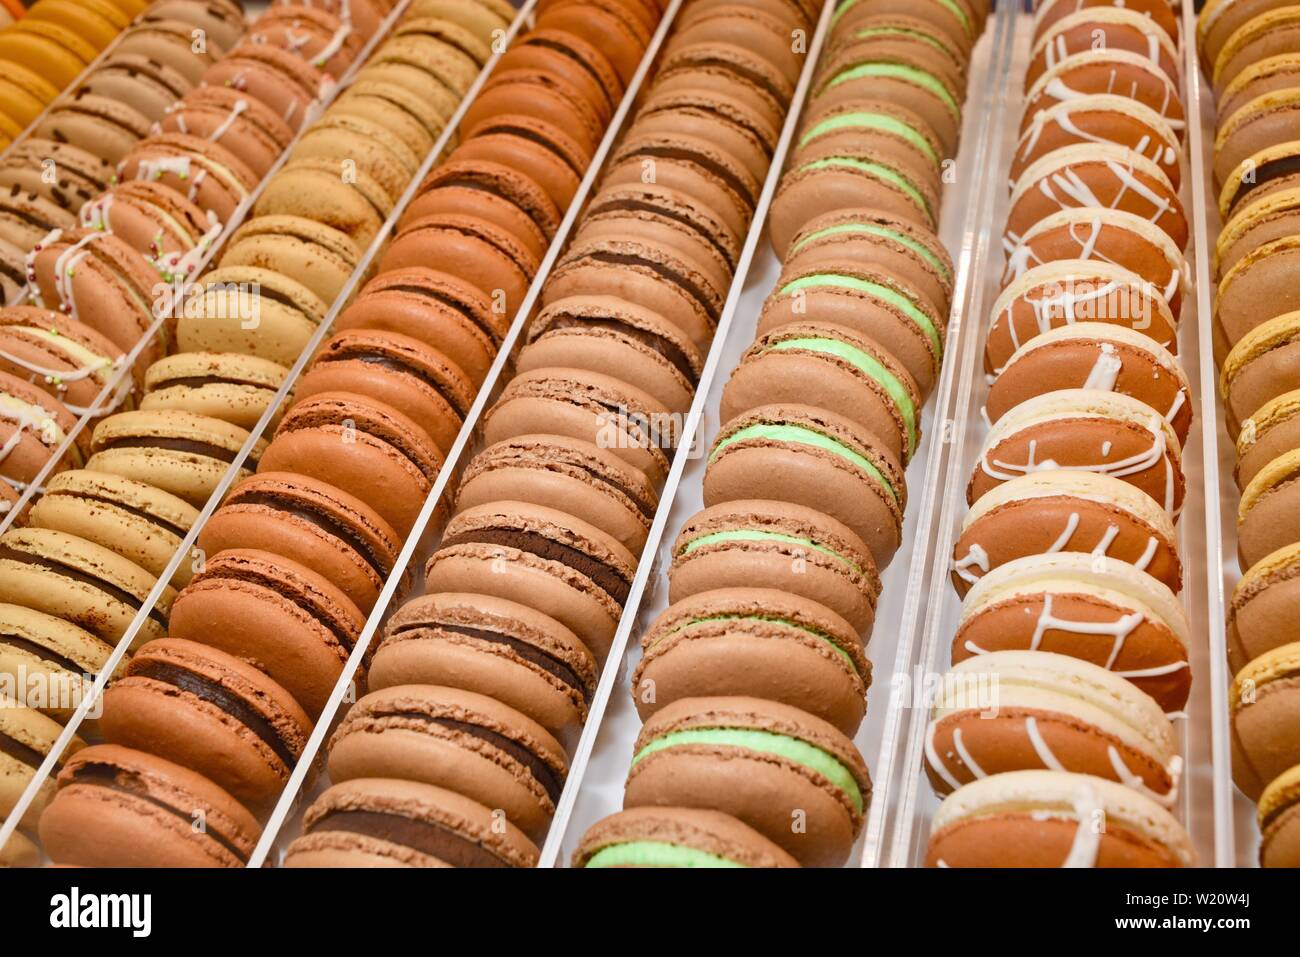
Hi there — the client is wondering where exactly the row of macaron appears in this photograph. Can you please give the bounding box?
[26,0,669,868]
[1195,0,1300,869]
[0,0,520,868]
[922,0,1198,868]
[277,0,837,870]
[563,0,997,870]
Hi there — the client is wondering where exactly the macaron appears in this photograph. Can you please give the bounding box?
[757,265,944,394]
[202,43,330,131]
[924,769,1194,867]
[168,548,364,717]
[148,0,247,50]
[1004,144,1188,251]
[793,96,943,189]
[723,320,922,465]
[1216,235,1300,348]
[0,139,115,210]
[0,698,84,829]
[1216,89,1300,190]
[283,778,540,868]
[372,591,598,737]
[176,265,327,366]
[77,54,193,123]
[968,389,1184,516]
[576,181,743,273]
[450,114,586,210]
[985,260,1178,375]
[334,266,500,386]
[624,695,871,867]
[114,18,221,84]
[198,471,399,615]
[87,408,264,507]
[634,587,869,734]
[456,434,658,554]
[783,208,953,314]
[156,86,295,179]
[1213,6,1300,97]
[389,15,494,69]
[260,391,444,535]
[0,188,79,256]
[327,80,445,160]
[0,239,23,305]
[1232,641,1300,799]
[573,806,801,868]
[520,295,703,415]
[535,0,649,85]
[246,5,362,78]
[951,470,1182,595]
[634,87,777,184]
[80,182,221,285]
[427,500,638,660]
[482,367,672,486]
[0,364,85,478]
[118,132,259,223]
[1238,447,1300,568]
[461,69,604,158]
[34,93,151,165]
[1026,8,1179,91]
[140,351,289,431]
[1199,0,1293,66]
[651,43,788,133]
[665,3,803,84]
[100,637,312,808]
[290,112,421,207]
[257,154,394,246]
[28,468,199,586]
[1221,312,1300,437]
[40,744,261,867]
[0,602,120,721]
[1036,0,1177,43]
[1217,186,1300,278]
[368,34,480,104]
[0,525,174,647]
[219,215,362,306]
[1218,140,1300,219]
[327,684,568,840]
[1230,543,1300,672]
[833,0,976,54]
[926,650,1179,803]
[0,61,60,127]
[494,27,623,122]
[295,329,473,457]
[410,0,515,41]
[1218,52,1300,122]
[1260,763,1300,867]
[1022,49,1185,142]
[1238,390,1300,489]
[987,323,1192,448]
[703,403,905,569]
[0,20,96,88]
[282,0,390,40]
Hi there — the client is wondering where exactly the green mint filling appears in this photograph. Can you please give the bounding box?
[768,337,917,455]
[830,0,859,28]
[584,842,745,868]
[853,25,954,57]
[798,157,932,222]
[632,728,865,814]
[799,111,939,166]
[663,614,858,672]
[778,272,942,360]
[681,529,859,572]
[827,62,959,113]
[710,421,897,503]
[938,0,972,31]
[788,222,951,281]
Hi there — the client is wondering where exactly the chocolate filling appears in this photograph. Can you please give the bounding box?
[671,56,787,105]
[96,435,256,469]
[208,561,357,653]
[387,282,501,344]
[427,219,529,274]
[0,258,24,285]
[647,100,771,154]
[0,631,91,675]
[425,174,547,230]
[0,729,45,769]
[1,192,65,231]
[391,619,591,702]
[68,760,249,862]
[309,808,511,867]
[622,145,755,206]
[155,374,277,393]
[441,526,630,604]
[473,123,584,175]
[322,349,468,417]
[588,196,736,265]
[521,37,615,108]
[132,659,298,767]
[540,313,697,381]
[579,250,719,320]
[50,489,190,538]
[231,490,392,579]
[1236,154,1300,209]
[0,546,168,629]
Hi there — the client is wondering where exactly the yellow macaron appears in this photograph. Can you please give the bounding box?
[27,0,129,51]
[0,61,58,127]
[0,20,98,87]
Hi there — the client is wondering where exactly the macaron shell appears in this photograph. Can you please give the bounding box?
[1217,238,1300,347]
[1230,546,1300,672]
[573,806,801,868]
[1238,450,1300,569]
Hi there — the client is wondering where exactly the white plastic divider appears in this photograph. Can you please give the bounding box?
[0,0,535,860]
[246,0,689,868]
[0,0,422,535]
[884,3,1224,868]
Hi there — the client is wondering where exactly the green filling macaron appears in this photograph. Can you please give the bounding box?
[826,62,959,114]
[852,25,956,58]
[789,222,952,282]
[664,614,858,672]
[681,528,861,572]
[633,727,865,814]
[798,156,932,222]
[799,111,939,166]
[767,336,917,455]
[779,272,942,360]
[711,421,897,503]
[584,841,745,868]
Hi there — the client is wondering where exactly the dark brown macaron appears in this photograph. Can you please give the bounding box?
[461,68,604,159]
[521,294,704,414]
[631,86,778,183]
[327,684,568,840]
[296,329,475,458]
[373,590,598,737]
[426,500,638,660]
[669,499,880,634]
[664,3,804,84]
[494,27,624,122]
[577,181,743,272]
[198,471,400,614]
[283,777,540,867]
[335,267,501,387]
[168,548,365,718]
[634,587,870,735]
[624,695,871,867]
[450,114,588,210]
[260,391,445,535]
[651,42,791,132]
[40,744,261,868]
[100,637,313,809]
